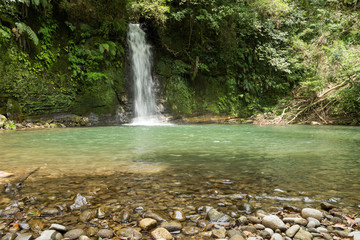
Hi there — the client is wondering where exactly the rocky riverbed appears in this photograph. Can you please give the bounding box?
[0,170,359,240]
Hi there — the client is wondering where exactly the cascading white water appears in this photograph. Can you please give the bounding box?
[128,23,165,125]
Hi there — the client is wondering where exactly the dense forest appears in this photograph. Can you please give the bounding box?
[0,0,359,125]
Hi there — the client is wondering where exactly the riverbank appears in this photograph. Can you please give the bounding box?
[0,170,360,240]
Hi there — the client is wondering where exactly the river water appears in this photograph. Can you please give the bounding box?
[0,125,359,211]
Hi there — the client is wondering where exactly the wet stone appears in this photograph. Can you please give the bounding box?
[145,210,167,222]
[49,224,67,232]
[19,223,30,231]
[1,233,15,240]
[120,228,142,240]
[320,202,335,211]
[35,230,57,240]
[112,209,131,223]
[160,221,182,232]
[29,220,44,232]
[212,227,226,238]
[229,235,245,240]
[14,234,32,240]
[139,218,157,231]
[207,208,231,223]
[40,208,59,216]
[151,228,172,240]
[97,229,113,239]
[171,210,185,221]
[1,208,20,217]
[79,210,95,222]
[64,229,85,240]
[182,226,200,235]
[227,230,242,238]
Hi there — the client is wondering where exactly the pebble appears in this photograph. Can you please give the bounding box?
[349,231,360,240]
[34,230,57,240]
[171,210,186,221]
[293,228,313,240]
[248,216,262,224]
[301,208,323,221]
[151,228,172,240]
[64,229,85,240]
[307,217,320,227]
[285,224,300,237]
[145,210,167,222]
[49,224,67,232]
[320,202,335,211]
[271,233,283,240]
[19,223,30,230]
[40,208,59,216]
[160,221,182,232]
[265,228,274,236]
[207,208,232,223]
[212,227,226,238]
[79,210,95,222]
[97,229,113,239]
[1,208,20,217]
[262,215,288,231]
[182,226,200,235]
[283,217,308,226]
[237,216,248,225]
[78,236,90,240]
[120,228,142,240]
[259,230,271,239]
[229,235,245,240]
[139,218,157,231]
[14,233,32,240]
[1,233,15,240]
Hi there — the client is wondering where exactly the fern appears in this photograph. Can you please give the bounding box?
[15,22,39,45]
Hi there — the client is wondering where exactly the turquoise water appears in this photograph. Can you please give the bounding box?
[0,125,359,208]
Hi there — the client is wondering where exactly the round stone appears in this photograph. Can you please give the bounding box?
[151,228,172,240]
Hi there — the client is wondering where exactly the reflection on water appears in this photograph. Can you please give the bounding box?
[0,125,359,208]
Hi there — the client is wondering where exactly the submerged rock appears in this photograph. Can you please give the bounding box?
[160,221,182,232]
[207,208,232,223]
[70,194,87,211]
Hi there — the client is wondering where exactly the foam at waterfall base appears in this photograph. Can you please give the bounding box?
[125,116,173,126]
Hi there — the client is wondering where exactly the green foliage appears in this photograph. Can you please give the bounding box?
[128,0,170,25]
[16,22,39,45]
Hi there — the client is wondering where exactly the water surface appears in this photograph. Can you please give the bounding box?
[0,125,359,209]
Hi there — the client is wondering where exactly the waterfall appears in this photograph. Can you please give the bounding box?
[127,23,165,125]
